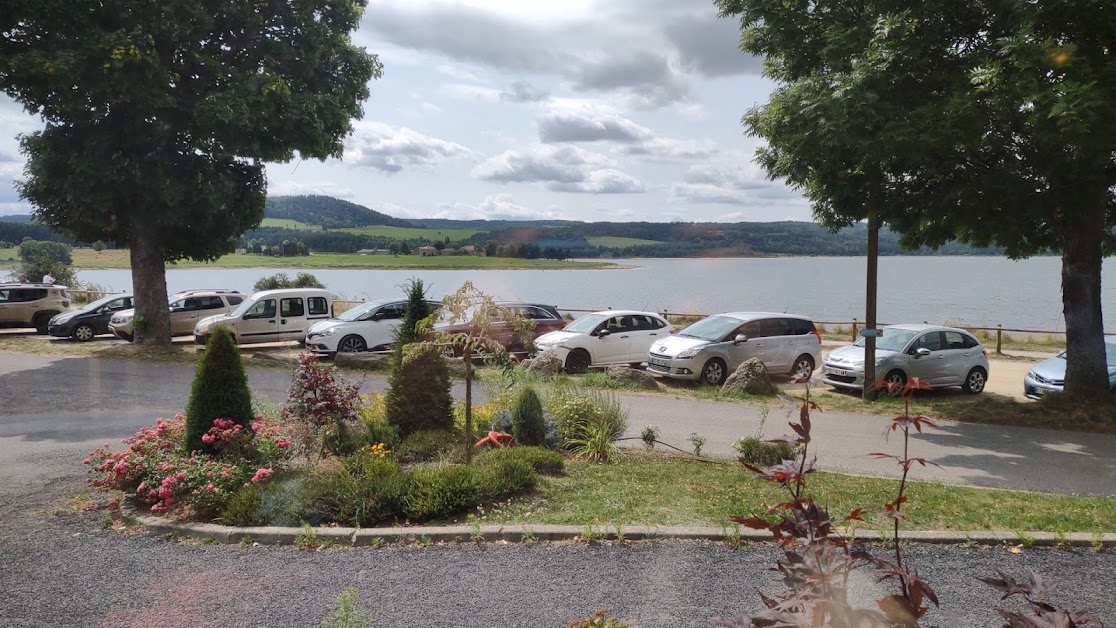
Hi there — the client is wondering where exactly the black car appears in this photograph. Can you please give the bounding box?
[48,293,134,341]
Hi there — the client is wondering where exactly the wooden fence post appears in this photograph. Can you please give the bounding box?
[996,325,1003,355]
[851,318,858,342]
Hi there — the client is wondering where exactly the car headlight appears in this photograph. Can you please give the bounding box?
[112,314,133,324]
[677,347,699,359]
[52,313,73,324]
[316,328,338,337]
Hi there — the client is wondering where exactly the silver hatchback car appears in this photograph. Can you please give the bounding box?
[822,324,989,393]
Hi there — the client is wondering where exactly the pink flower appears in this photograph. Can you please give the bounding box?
[83,458,90,465]
[275,438,290,449]
[250,468,274,483]
[201,434,215,444]
[176,471,186,481]
[205,484,215,493]
[112,461,128,475]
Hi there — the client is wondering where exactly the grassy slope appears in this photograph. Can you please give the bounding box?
[587,236,663,248]
[259,218,321,231]
[338,225,480,240]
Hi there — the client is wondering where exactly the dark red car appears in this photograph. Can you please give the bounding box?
[433,302,566,355]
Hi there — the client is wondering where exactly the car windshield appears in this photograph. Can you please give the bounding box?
[678,315,740,342]
[228,298,255,318]
[853,328,919,352]
[337,302,377,322]
[564,313,607,334]
[1058,343,1116,366]
[78,294,124,312]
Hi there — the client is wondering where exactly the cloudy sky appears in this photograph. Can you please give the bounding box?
[0,0,812,223]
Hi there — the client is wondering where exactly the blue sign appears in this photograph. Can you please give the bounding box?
[859,328,883,338]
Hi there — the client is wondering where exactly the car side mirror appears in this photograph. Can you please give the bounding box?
[597,328,611,337]
[733,334,748,345]
[914,347,931,357]
[371,312,384,321]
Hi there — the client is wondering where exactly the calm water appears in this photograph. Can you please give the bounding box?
[77,256,1116,332]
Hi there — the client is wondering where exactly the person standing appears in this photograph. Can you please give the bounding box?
[42,271,55,285]
[17,273,28,282]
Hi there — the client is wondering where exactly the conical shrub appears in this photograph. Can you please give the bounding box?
[384,343,453,436]
[185,326,253,454]
[511,387,546,446]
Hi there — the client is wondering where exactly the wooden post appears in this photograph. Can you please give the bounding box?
[464,344,473,465]
[852,318,858,342]
[996,325,1003,355]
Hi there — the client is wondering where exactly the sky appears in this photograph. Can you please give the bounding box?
[0,0,813,223]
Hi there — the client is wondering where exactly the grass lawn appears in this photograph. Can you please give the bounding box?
[51,248,614,270]
[587,236,663,248]
[259,218,321,230]
[481,452,1116,532]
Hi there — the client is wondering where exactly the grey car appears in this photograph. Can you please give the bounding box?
[822,324,989,394]
[1023,337,1116,399]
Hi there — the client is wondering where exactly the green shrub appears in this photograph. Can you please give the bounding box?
[283,353,363,459]
[566,415,622,463]
[397,429,460,463]
[475,459,536,503]
[511,387,546,446]
[309,452,406,527]
[221,472,321,527]
[489,409,561,449]
[402,464,482,521]
[547,386,627,448]
[395,277,433,346]
[185,326,254,454]
[253,272,325,292]
[364,419,401,452]
[384,344,454,436]
[733,436,799,467]
[476,446,565,475]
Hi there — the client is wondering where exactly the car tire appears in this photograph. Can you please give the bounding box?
[338,335,367,353]
[884,369,907,390]
[73,324,95,342]
[700,358,727,386]
[962,367,987,394]
[34,314,52,335]
[789,354,815,381]
[565,349,591,374]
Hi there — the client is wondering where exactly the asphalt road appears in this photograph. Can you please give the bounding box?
[1,351,1115,627]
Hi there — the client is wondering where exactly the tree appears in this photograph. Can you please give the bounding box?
[91,240,106,253]
[717,0,1116,397]
[1,0,380,345]
[184,326,253,455]
[396,277,434,347]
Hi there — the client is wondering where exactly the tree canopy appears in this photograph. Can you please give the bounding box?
[0,0,380,343]
[717,0,1116,396]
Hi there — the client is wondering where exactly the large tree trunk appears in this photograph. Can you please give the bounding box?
[130,221,171,346]
[1058,195,1108,397]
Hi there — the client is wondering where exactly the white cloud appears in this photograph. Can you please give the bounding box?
[472,145,644,195]
[549,169,645,194]
[538,108,652,144]
[438,83,503,104]
[344,122,472,173]
[622,138,718,161]
[436,193,562,220]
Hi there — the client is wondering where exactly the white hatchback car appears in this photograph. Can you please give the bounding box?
[822,324,989,393]
[647,312,822,386]
[305,298,441,356]
[534,310,673,373]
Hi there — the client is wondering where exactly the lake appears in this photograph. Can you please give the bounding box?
[77,256,1116,332]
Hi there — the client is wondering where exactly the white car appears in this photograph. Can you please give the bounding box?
[534,310,673,373]
[194,288,332,346]
[822,324,989,393]
[305,298,440,356]
[647,312,822,386]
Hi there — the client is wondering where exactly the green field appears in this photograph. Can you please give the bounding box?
[259,218,321,230]
[338,225,480,241]
[588,236,662,248]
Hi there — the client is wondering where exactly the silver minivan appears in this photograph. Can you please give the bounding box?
[193,288,333,345]
[647,312,822,385]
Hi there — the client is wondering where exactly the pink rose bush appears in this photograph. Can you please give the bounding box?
[86,413,295,517]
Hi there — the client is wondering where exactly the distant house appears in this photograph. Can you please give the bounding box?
[440,247,457,255]
[356,248,391,256]
[461,245,485,257]
[415,246,438,256]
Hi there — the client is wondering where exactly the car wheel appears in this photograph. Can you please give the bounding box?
[338,335,367,353]
[565,349,591,374]
[884,369,907,390]
[34,314,51,335]
[73,324,95,342]
[789,355,815,381]
[962,367,987,394]
[700,359,727,386]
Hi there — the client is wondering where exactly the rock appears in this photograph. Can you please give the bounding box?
[248,351,300,367]
[523,351,563,377]
[334,351,393,372]
[443,356,470,377]
[722,358,778,396]
[605,365,659,389]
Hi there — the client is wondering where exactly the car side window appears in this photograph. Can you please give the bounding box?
[199,296,225,310]
[227,296,244,305]
[738,320,762,339]
[916,332,943,352]
[246,299,276,319]
[308,297,329,316]
[789,318,816,335]
[943,331,970,350]
[380,303,405,319]
[764,318,794,338]
[280,298,305,318]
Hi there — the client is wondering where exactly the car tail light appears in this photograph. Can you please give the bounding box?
[810,330,822,344]
[982,348,988,357]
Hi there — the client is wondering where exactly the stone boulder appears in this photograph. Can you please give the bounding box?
[722,358,778,396]
[522,351,563,377]
[443,356,470,377]
[334,351,393,372]
[248,351,301,367]
[605,365,659,389]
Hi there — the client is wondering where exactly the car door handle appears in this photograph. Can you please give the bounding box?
[267,319,276,324]
[280,319,288,324]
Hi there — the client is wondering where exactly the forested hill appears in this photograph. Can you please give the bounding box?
[264,195,413,228]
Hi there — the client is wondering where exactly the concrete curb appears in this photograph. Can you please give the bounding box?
[118,500,1115,549]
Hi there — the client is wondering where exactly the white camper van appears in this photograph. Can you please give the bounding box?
[193,288,333,346]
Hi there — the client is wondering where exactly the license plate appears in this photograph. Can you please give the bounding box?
[827,367,847,377]
[650,358,668,367]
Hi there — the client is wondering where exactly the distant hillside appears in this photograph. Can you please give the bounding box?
[264,195,414,229]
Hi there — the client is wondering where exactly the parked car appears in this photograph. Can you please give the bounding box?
[647,312,821,386]
[534,310,673,373]
[822,324,989,393]
[434,302,566,355]
[1023,337,1116,399]
[109,289,247,341]
[0,282,73,334]
[305,297,442,356]
[194,288,332,345]
[48,293,133,341]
